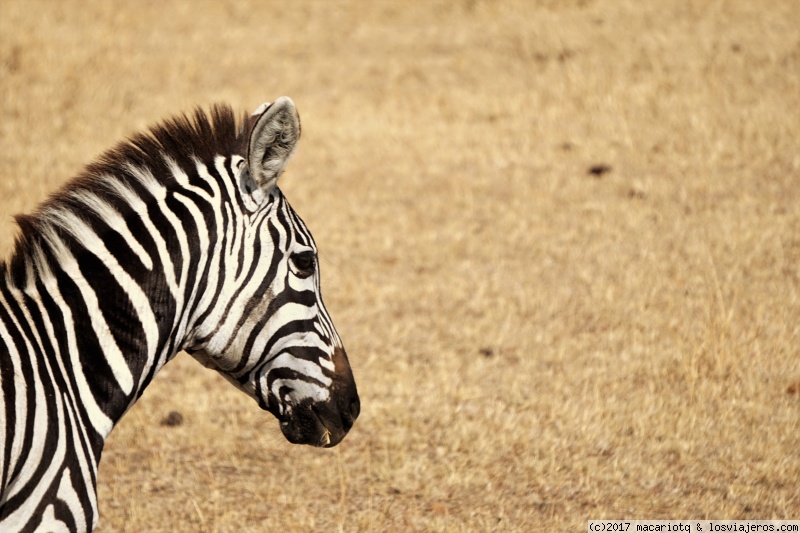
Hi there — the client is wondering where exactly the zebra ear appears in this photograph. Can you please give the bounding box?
[247,96,301,193]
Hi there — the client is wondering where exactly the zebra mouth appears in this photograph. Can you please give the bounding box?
[277,404,347,448]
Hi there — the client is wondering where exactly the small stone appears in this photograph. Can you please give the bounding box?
[588,164,612,177]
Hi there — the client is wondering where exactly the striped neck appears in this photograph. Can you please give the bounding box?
[1,188,195,441]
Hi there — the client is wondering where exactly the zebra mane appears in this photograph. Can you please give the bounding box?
[3,104,254,282]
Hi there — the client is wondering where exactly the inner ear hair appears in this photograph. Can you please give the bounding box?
[247,96,300,193]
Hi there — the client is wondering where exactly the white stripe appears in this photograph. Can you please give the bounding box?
[287,270,315,293]
[40,226,134,395]
[37,505,72,533]
[103,176,179,301]
[63,396,98,524]
[73,189,153,270]
[2,366,66,525]
[0,286,50,502]
[29,246,113,440]
[0,334,4,490]
[128,164,190,302]
[204,230,280,357]
[211,155,247,221]
[62,396,95,529]
[272,352,331,389]
[0,288,27,492]
[46,210,160,385]
[169,191,209,348]
[198,206,279,355]
[56,468,86,532]
[270,373,330,405]
[169,157,233,349]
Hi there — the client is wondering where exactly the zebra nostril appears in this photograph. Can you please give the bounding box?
[349,396,361,422]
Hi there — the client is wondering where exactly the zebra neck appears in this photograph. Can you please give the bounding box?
[2,157,227,445]
[2,242,186,442]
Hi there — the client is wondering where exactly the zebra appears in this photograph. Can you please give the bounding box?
[0,97,360,532]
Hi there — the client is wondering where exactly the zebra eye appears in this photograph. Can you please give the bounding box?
[291,251,316,276]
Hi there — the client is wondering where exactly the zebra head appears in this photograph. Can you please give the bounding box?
[185,98,359,447]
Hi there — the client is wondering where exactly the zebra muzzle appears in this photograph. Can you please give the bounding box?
[269,347,360,448]
[277,395,359,448]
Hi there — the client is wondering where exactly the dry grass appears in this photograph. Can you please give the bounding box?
[2,0,799,530]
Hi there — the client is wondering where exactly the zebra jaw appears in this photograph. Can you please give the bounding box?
[187,328,358,447]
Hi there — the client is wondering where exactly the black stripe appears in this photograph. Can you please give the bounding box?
[54,267,126,422]
[0,283,40,489]
[0,301,21,492]
[266,367,326,394]
[193,215,282,349]
[35,276,104,461]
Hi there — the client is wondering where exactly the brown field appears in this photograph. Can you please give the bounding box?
[2,0,799,531]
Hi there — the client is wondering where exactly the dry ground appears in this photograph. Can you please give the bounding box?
[1,0,799,531]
